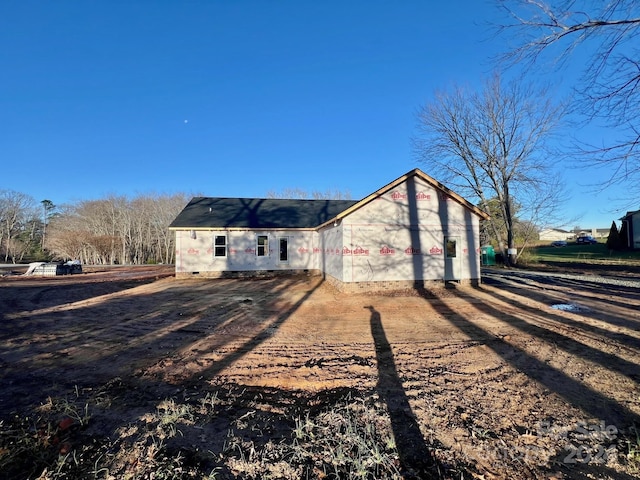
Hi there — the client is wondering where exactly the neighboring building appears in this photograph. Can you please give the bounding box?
[620,210,640,250]
[539,228,571,242]
[169,169,489,291]
[572,227,609,239]
[539,227,611,243]
[592,228,610,239]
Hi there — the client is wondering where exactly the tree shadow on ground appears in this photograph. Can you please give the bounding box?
[366,305,444,479]
[471,288,640,384]
[0,275,321,433]
[478,273,640,378]
[430,289,640,426]
[2,274,388,479]
[420,288,640,478]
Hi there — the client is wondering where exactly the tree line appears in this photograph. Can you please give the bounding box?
[0,190,189,265]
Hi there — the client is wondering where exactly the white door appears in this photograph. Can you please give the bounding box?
[444,236,460,280]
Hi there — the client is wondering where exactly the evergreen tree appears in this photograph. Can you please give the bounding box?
[606,221,620,251]
[618,221,630,250]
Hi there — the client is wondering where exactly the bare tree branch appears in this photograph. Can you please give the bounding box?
[496,0,640,199]
[413,74,566,265]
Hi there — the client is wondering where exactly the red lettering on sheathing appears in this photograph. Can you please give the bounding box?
[391,191,408,200]
[245,248,255,254]
[415,191,431,200]
[404,247,421,255]
[207,248,213,254]
[379,246,395,255]
[313,247,321,254]
[187,248,199,255]
[429,246,443,255]
[463,248,468,254]
[342,247,352,255]
[229,248,238,254]
[298,247,309,254]
[353,247,369,256]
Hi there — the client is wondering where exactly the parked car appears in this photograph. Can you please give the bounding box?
[551,240,567,247]
[576,236,598,244]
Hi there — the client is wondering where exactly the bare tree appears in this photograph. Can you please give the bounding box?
[414,74,566,265]
[45,226,90,262]
[143,193,189,264]
[496,0,640,199]
[47,193,189,265]
[0,190,37,263]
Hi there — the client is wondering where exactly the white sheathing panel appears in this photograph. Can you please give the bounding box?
[175,230,319,273]
[340,176,481,282]
[318,224,344,281]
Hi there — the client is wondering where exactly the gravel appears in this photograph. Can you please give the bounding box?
[482,268,640,289]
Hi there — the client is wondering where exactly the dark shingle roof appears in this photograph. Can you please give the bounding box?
[169,197,359,229]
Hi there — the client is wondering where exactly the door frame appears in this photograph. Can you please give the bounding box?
[444,236,461,281]
[278,236,289,263]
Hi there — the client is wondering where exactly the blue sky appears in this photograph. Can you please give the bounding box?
[0,1,620,228]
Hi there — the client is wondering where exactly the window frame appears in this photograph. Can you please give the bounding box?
[445,238,457,258]
[213,234,227,258]
[256,235,269,257]
[278,236,289,263]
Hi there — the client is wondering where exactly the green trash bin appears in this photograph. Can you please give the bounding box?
[481,245,496,266]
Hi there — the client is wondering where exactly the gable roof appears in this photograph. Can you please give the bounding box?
[169,169,489,231]
[621,209,640,221]
[315,168,490,228]
[169,197,359,230]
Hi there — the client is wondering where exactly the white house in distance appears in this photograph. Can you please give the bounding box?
[539,228,571,242]
[169,169,490,291]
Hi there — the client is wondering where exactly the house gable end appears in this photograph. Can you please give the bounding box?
[316,168,489,229]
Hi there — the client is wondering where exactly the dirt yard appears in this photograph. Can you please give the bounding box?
[1,265,639,479]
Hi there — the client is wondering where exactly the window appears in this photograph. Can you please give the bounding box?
[279,237,288,262]
[446,238,457,258]
[214,235,227,257]
[257,235,269,256]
